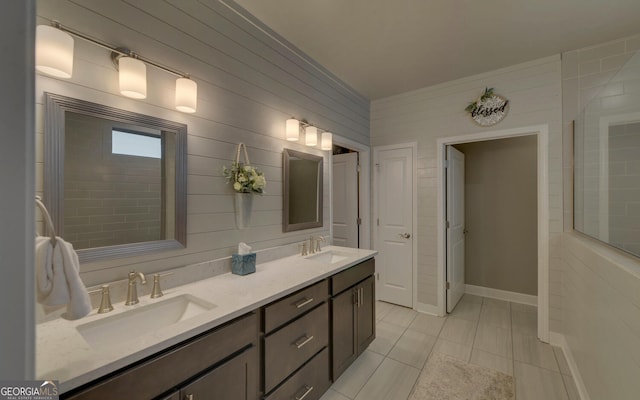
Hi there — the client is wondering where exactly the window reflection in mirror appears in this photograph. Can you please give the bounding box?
[45,93,187,263]
[283,148,323,232]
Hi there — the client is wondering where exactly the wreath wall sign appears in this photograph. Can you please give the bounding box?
[465,87,509,127]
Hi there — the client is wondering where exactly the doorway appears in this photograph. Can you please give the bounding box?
[437,125,550,342]
[331,136,371,250]
[332,145,359,248]
[446,136,539,313]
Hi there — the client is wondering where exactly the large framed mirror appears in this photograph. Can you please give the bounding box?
[44,93,187,263]
[283,149,324,232]
[573,49,640,258]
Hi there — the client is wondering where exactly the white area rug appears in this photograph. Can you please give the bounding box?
[409,353,515,400]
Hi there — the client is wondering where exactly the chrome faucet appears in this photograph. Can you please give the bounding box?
[125,271,147,305]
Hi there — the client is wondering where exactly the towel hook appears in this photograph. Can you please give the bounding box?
[35,196,57,246]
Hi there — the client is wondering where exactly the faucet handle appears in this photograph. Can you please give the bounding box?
[88,285,114,313]
[151,273,173,299]
[314,235,326,252]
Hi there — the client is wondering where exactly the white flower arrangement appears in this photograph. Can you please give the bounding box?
[223,162,266,194]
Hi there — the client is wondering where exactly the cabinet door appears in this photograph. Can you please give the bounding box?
[356,276,376,354]
[180,346,258,400]
[331,288,357,380]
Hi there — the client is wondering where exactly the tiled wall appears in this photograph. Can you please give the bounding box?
[560,233,640,399]
[64,113,163,249]
[562,33,640,232]
[35,0,370,286]
[370,56,563,325]
[561,33,640,399]
[609,122,640,254]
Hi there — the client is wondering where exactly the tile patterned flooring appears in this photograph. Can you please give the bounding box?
[320,294,579,400]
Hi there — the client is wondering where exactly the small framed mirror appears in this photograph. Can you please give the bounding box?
[44,93,187,263]
[283,148,323,232]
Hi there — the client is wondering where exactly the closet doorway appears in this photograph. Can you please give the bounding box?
[437,125,550,342]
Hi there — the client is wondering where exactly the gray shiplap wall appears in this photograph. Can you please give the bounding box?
[35,0,369,286]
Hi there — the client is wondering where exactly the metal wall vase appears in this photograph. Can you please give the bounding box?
[235,192,253,229]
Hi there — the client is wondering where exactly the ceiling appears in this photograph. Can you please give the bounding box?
[233,0,640,100]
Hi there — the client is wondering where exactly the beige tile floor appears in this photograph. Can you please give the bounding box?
[320,294,579,400]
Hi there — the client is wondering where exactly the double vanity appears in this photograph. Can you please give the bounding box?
[37,246,377,399]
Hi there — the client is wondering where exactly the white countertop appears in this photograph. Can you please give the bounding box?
[36,246,377,393]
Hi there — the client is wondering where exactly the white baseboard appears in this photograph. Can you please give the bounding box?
[549,332,590,400]
[414,301,443,317]
[465,284,537,306]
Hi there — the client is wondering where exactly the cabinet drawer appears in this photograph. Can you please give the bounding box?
[265,280,328,333]
[264,347,330,400]
[181,346,258,400]
[264,302,329,393]
[331,258,375,296]
[63,312,259,400]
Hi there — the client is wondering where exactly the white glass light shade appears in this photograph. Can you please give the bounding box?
[286,118,300,141]
[118,56,147,99]
[305,125,318,146]
[175,77,197,113]
[36,25,74,78]
[321,132,333,150]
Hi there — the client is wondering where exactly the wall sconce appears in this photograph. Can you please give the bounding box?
[35,24,74,79]
[321,132,332,151]
[175,77,198,113]
[305,125,318,146]
[35,21,198,113]
[117,55,147,99]
[286,118,300,141]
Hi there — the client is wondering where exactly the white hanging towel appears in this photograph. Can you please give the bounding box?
[36,236,91,320]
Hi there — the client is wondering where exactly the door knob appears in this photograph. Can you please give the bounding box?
[399,233,411,239]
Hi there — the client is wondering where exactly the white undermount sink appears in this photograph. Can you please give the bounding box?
[77,294,216,349]
[305,250,350,265]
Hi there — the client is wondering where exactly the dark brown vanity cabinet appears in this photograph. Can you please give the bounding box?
[62,312,260,400]
[331,258,376,380]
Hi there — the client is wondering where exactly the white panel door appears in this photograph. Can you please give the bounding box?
[446,146,465,312]
[333,152,359,248]
[375,146,413,308]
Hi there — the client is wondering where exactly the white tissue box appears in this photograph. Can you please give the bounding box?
[231,253,256,275]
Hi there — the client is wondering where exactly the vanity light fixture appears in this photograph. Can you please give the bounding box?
[286,118,300,141]
[305,125,318,146]
[35,20,198,113]
[321,132,332,151]
[35,24,74,79]
[285,117,335,149]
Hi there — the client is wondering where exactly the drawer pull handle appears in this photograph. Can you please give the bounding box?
[294,335,314,349]
[185,394,194,400]
[295,385,314,400]
[295,297,314,309]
